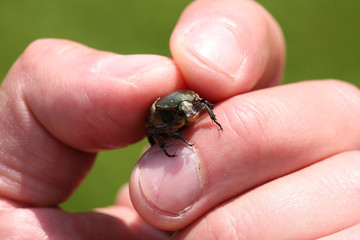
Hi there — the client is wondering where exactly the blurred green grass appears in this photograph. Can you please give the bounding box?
[0,0,359,212]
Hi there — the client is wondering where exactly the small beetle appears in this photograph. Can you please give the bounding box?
[145,90,223,157]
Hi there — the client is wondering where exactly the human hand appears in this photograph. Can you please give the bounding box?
[128,0,360,239]
[1,0,359,239]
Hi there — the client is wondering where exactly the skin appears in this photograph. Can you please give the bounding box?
[0,0,359,239]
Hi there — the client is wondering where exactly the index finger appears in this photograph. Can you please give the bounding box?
[0,39,185,206]
[4,39,185,152]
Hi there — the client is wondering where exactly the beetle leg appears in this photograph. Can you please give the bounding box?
[161,146,176,157]
[164,128,194,147]
[154,128,176,157]
[195,99,223,131]
[201,99,215,109]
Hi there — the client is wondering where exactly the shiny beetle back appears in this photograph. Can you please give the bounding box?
[145,90,222,157]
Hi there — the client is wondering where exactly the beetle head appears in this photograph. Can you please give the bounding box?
[178,101,197,118]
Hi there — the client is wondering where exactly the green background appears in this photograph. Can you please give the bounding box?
[0,0,359,212]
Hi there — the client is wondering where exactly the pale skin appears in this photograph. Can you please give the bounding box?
[1,0,360,239]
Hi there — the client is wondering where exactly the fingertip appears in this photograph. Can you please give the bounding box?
[170,0,285,101]
[129,143,204,230]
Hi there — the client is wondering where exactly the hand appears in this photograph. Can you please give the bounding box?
[0,30,187,240]
[128,0,360,239]
[1,1,359,240]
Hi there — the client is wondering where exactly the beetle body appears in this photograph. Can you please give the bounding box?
[146,90,222,157]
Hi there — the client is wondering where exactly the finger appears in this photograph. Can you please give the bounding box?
[175,151,360,239]
[97,184,173,239]
[96,206,171,240]
[4,38,185,151]
[170,0,285,101]
[116,184,133,209]
[130,80,360,230]
[319,223,360,240]
[0,39,184,206]
[0,203,169,240]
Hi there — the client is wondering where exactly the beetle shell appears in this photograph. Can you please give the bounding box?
[155,90,199,109]
[145,89,222,157]
[146,90,201,132]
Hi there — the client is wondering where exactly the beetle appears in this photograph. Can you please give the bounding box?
[145,90,223,157]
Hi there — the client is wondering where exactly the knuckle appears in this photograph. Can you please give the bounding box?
[19,39,77,75]
[21,38,57,63]
[202,200,258,240]
[224,98,273,152]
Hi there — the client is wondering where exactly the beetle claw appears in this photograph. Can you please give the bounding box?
[215,120,223,131]
[160,145,176,157]
[166,152,177,157]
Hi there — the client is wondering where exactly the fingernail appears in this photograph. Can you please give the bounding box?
[183,23,243,78]
[135,142,202,214]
